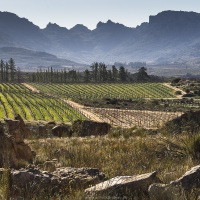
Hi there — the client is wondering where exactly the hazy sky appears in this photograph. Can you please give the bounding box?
[1,0,200,29]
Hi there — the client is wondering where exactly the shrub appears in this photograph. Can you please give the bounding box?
[171,78,181,84]
[110,98,118,105]
[175,91,182,95]
[184,134,200,159]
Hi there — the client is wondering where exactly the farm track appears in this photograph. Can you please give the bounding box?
[22,83,40,93]
[23,83,185,128]
[163,83,186,99]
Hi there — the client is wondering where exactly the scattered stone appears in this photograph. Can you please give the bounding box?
[72,120,111,137]
[52,125,71,137]
[149,165,200,199]
[85,171,160,199]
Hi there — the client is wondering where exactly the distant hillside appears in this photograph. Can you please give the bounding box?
[0,47,85,71]
[1,11,200,69]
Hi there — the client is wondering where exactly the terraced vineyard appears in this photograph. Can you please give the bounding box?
[31,83,176,101]
[0,83,86,122]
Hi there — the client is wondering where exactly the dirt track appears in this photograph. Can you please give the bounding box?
[22,83,40,93]
[64,100,104,122]
[163,83,186,99]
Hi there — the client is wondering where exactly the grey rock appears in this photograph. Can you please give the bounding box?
[149,165,200,200]
[85,171,160,199]
[52,125,71,137]
[72,120,111,137]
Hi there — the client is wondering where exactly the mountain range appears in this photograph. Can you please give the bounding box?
[1,10,200,71]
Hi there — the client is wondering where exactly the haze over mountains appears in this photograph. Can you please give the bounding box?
[1,10,200,71]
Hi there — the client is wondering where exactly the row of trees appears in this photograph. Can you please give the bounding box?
[0,59,154,83]
[85,63,127,83]
[0,58,20,82]
[28,62,153,83]
[30,63,137,83]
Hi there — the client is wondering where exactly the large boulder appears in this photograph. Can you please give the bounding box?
[52,125,71,137]
[72,120,111,137]
[149,165,200,199]
[0,118,35,168]
[85,171,160,199]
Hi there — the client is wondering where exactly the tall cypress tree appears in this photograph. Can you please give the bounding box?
[5,62,9,82]
[0,60,4,82]
[8,58,16,82]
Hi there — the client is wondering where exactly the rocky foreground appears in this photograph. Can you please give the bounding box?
[0,114,200,199]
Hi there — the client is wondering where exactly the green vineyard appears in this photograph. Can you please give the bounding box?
[32,83,176,101]
[0,83,86,122]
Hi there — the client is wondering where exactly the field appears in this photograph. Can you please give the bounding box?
[31,83,176,101]
[0,83,197,128]
[29,83,200,129]
[85,107,183,129]
[0,82,200,199]
[0,83,85,122]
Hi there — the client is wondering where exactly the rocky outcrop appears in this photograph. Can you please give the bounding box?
[0,118,35,168]
[9,167,105,199]
[14,114,31,139]
[149,165,200,199]
[85,171,160,199]
[52,125,71,137]
[72,120,111,137]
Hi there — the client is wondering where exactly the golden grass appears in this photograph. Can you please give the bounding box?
[28,133,199,184]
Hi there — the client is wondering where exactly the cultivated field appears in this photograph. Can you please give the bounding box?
[0,83,85,122]
[0,83,196,128]
[31,83,176,101]
[85,107,183,129]
[28,83,186,128]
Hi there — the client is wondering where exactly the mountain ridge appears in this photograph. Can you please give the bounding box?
[1,10,200,68]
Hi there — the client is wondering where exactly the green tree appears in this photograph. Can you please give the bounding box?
[112,65,118,82]
[84,69,90,83]
[136,67,150,82]
[5,62,9,82]
[90,62,99,82]
[0,60,4,82]
[8,58,16,82]
[119,66,127,82]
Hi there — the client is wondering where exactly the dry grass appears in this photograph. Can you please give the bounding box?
[28,133,198,184]
[0,130,199,199]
